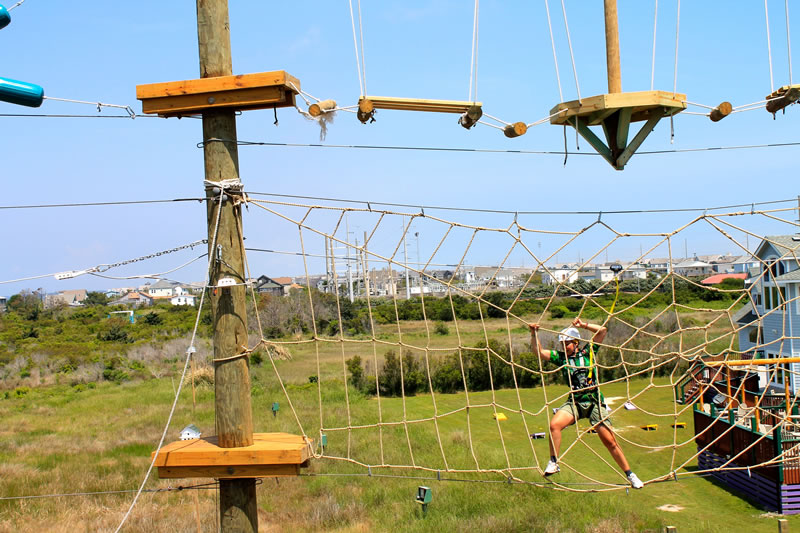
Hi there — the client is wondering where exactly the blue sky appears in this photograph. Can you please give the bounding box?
[1,1,798,296]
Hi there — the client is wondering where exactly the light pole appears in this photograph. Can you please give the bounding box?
[403,216,410,299]
[415,231,421,291]
[346,213,354,303]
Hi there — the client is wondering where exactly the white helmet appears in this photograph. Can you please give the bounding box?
[557,327,581,344]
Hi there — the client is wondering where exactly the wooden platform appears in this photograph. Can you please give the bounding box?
[359,96,481,114]
[550,90,686,126]
[152,432,311,479]
[766,84,800,114]
[136,71,300,117]
[549,90,687,170]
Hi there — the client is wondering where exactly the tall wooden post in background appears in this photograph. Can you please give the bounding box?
[196,0,257,531]
[603,0,622,94]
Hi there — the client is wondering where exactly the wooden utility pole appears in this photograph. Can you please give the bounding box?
[197,0,257,531]
[604,0,622,94]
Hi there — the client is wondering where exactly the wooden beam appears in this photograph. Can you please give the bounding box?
[158,463,303,479]
[615,113,662,169]
[361,96,482,114]
[604,0,622,94]
[196,0,256,530]
[571,117,614,167]
[309,99,336,117]
[709,101,732,122]
[586,108,618,126]
[503,122,527,138]
[615,108,632,150]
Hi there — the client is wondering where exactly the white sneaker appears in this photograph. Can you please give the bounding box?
[544,459,560,477]
[627,472,644,489]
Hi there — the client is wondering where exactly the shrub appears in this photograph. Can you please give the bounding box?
[102,368,130,384]
[549,305,568,319]
[142,312,163,326]
[346,355,365,392]
[98,324,131,343]
[434,321,449,335]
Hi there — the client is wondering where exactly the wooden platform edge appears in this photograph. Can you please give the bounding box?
[136,71,300,116]
[136,71,300,99]
[549,90,687,125]
[157,460,311,480]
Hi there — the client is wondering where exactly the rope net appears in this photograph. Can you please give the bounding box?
[234,196,800,492]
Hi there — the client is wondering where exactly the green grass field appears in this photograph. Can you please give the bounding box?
[1,358,798,532]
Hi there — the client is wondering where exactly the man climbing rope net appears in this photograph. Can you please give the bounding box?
[529,318,644,489]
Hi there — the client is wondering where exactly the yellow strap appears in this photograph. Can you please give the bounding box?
[589,278,620,381]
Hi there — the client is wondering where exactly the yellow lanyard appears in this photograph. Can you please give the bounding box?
[589,277,620,381]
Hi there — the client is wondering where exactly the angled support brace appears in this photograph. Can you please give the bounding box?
[615,112,663,169]
[571,117,614,167]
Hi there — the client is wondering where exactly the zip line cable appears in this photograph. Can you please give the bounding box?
[0,239,207,285]
[0,198,205,210]
[245,191,795,217]
[0,114,163,119]
[7,0,27,11]
[198,137,800,158]
[0,482,219,501]
[0,192,793,221]
[41,96,136,118]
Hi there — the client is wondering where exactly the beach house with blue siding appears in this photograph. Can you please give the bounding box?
[737,235,800,391]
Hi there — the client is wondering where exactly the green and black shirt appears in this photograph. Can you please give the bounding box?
[549,343,604,406]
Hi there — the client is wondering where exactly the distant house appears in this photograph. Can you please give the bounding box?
[255,275,291,296]
[0,296,6,312]
[736,234,800,391]
[111,291,153,307]
[170,294,196,307]
[45,289,88,308]
[731,254,760,274]
[673,259,714,278]
[186,281,206,294]
[148,279,180,298]
[542,265,579,285]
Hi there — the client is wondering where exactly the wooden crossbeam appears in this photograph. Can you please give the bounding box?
[136,71,300,117]
[360,96,481,114]
[572,117,614,166]
[615,113,662,169]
